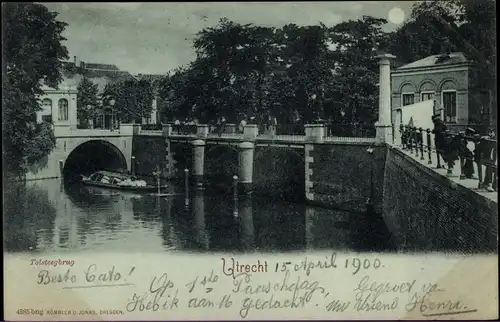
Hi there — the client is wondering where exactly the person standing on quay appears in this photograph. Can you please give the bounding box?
[476,129,497,192]
[432,114,447,167]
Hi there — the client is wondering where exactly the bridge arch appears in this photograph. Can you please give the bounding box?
[63,139,128,182]
[205,144,239,183]
[253,146,305,199]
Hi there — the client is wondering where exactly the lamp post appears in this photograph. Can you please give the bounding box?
[109,97,116,130]
[153,165,161,195]
[131,156,136,176]
[366,147,374,211]
[233,175,239,217]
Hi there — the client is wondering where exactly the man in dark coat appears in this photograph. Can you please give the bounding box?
[432,115,448,166]
[475,129,497,191]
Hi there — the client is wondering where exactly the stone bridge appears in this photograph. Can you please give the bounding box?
[24,52,497,252]
[26,124,138,181]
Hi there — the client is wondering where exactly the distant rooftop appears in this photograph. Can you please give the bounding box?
[43,60,136,94]
[397,52,471,70]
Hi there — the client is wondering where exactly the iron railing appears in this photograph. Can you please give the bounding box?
[325,122,376,138]
[172,123,197,135]
[400,125,497,192]
[141,123,163,131]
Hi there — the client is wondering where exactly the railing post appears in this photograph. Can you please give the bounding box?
[196,124,209,138]
[493,166,498,192]
[406,125,413,153]
[459,134,466,180]
[446,134,454,176]
[184,168,189,208]
[436,136,442,169]
[419,127,424,160]
[414,127,419,157]
[493,144,498,192]
[304,124,325,143]
[399,124,404,148]
[426,129,432,164]
[403,125,408,149]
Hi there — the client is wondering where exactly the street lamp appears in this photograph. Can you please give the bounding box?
[366,147,374,211]
[131,156,136,176]
[109,98,116,130]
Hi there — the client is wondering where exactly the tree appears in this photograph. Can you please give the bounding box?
[388,0,496,126]
[327,16,388,125]
[103,78,154,123]
[157,16,392,129]
[3,3,69,180]
[76,77,99,128]
[158,18,336,125]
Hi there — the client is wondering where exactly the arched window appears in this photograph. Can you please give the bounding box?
[440,80,457,123]
[419,81,437,102]
[42,98,52,110]
[58,99,69,121]
[400,83,416,106]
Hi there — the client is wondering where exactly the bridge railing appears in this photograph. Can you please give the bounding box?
[141,123,163,131]
[325,122,376,138]
[399,125,497,193]
[141,122,379,141]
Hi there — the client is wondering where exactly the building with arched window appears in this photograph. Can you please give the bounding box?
[37,98,53,123]
[391,52,493,132]
[58,99,69,121]
[36,56,163,132]
[37,84,77,135]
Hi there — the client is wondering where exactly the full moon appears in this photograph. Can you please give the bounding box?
[388,7,405,25]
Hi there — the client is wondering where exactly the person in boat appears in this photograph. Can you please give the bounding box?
[130,176,147,187]
[101,175,111,184]
[118,177,134,186]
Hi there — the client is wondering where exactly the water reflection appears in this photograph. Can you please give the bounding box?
[5,179,399,254]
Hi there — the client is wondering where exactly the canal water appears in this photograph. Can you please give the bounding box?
[4,179,396,254]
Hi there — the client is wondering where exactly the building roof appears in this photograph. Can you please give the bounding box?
[42,61,135,94]
[397,52,471,70]
[84,63,120,71]
[135,74,166,82]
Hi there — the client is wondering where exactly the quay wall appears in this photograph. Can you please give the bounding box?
[305,143,386,214]
[382,146,498,252]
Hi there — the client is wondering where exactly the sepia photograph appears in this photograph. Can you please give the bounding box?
[3,1,498,320]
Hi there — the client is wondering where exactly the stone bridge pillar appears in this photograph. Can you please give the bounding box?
[375,53,396,144]
[238,142,255,194]
[191,139,205,188]
[239,195,255,249]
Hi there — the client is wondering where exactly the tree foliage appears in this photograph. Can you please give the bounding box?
[102,78,154,123]
[3,3,69,179]
[76,77,99,126]
[389,1,496,85]
[388,0,496,124]
[157,2,495,128]
[158,17,388,126]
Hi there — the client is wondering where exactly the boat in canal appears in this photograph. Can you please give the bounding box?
[81,170,168,192]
